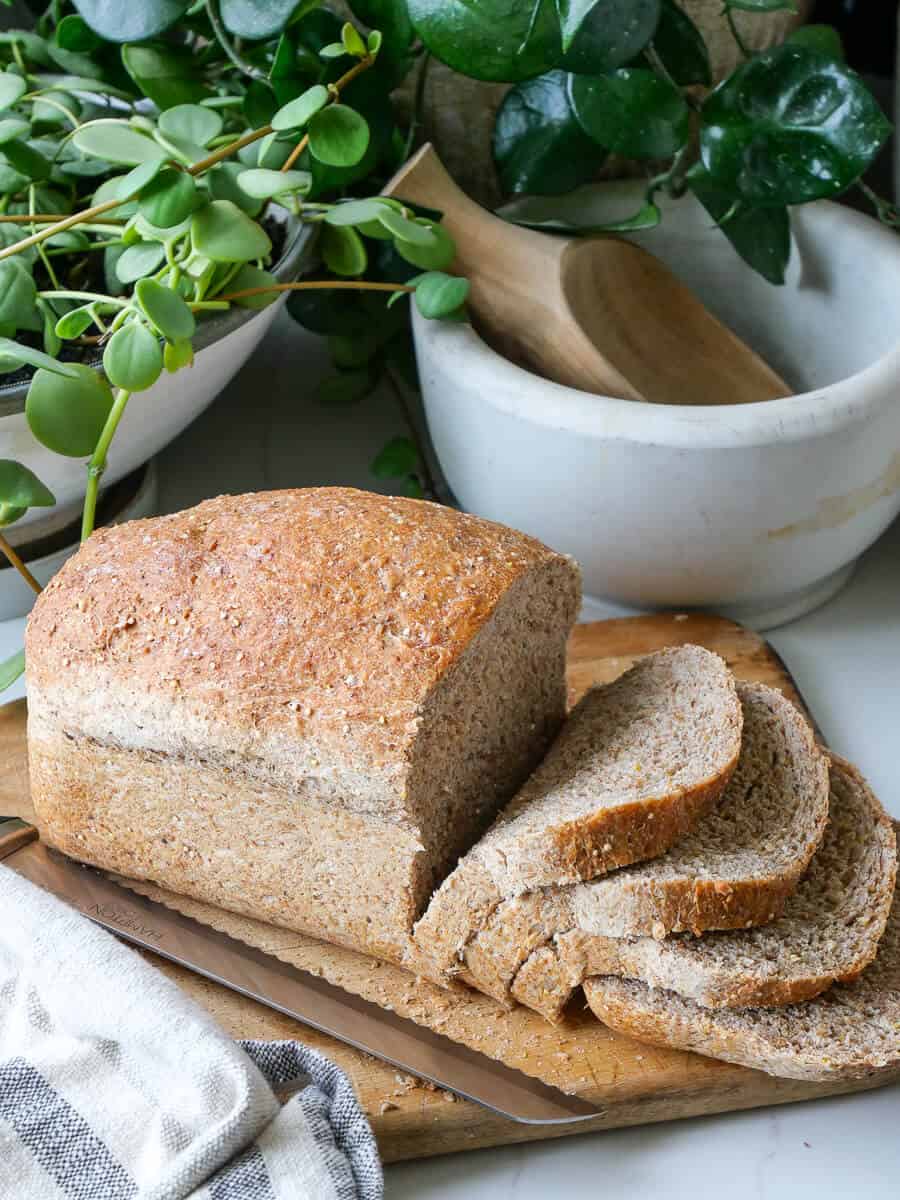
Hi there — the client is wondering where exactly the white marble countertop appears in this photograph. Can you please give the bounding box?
[3,310,899,1197]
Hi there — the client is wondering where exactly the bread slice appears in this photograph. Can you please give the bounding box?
[26,488,581,962]
[459,682,829,1014]
[584,819,900,1083]
[413,646,742,981]
[570,755,896,1009]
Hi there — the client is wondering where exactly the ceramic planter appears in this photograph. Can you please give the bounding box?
[413,184,900,629]
[0,208,313,547]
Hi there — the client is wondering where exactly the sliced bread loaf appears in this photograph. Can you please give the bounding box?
[583,823,900,1082]
[413,646,742,981]
[458,681,828,1012]
[569,755,896,1009]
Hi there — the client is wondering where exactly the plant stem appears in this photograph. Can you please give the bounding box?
[724,6,750,59]
[28,93,80,127]
[0,214,125,224]
[215,280,416,301]
[38,289,128,305]
[280,54,376,173]
[0,529,42,595]
[81,388,131,542]
[205,0,265,80]
[187,124,273,175]
[281,133,309,173]
[0,197,124,261]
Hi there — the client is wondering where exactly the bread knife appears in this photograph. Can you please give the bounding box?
[0,817,601,1126]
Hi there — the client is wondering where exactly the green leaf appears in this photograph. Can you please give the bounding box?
[0,649,25,691]
[394,222,455,270]
[139,169,197,228]
[372,435,418,478]
[556,0,598,52]
[507,201,661,235]
[191,199,272,263]
[158,104,223,148]
[0,260,37,332]
[121,43,210,110]
[224,264,279,309]
[413,271,469,318]
[328,331,380,367]
[93,174,138,218]
[560,0,659,74]
[320,42,346,60]
[569,68,689,158]
[1,140,51,181]
[324,197,393,226]
[688,163,790,285]
[56,14,103,51]
[135,277,196,340]
[308,105,370,167]
[408,0,562,82]
[207,162,264,216]
[72,0,191,41]
[116,241,166,284]
[493,69,606,196]
[649,0,711,87]
[164,337,194,372]
[115,157,166,200]
[0,335,79,376]
[27,363,114,457]
[244,80,278,129]
[377,208,436,245]
[271,84,329,132]
[0,119,30,146]
[0,459,55,510]
[103,321,163,392]
[316,367,376,404]
[236,167,311,199]
[220,0,299,38]
[0,73,27,108]
[342,21,368,57]
[699,44,892,206]
[55,305,96,339]
[321,223,367,275]
[32,91,82,129]
[72,120,165,166]
[786,24,844,61]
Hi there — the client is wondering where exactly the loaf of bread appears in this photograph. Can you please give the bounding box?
[25,488,581,960]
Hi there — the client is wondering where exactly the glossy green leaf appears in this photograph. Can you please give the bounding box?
[73,121,165,166]
[321,223,367,275]
[0,459,55,510]
[72,0,190,41]
[650,0,711,86]
[0,649,25,690]
[413,271,469,318]
[26,363,114,457]
[560,0,659,74]
[700,45,892,206]
[220,0,298,38]
[0,119,30,146]
[135,277,196,340]
[121,43,210,110]
[786,24,844,61]
[139,169,197,228]
[0,260,37,331]
[54,305,96,340]
[271,84,329,132]
[493,69,606,196]
[116,241,166,284]
[191,199,272,263]
[103,321,163,392]
[225,264,279,309]
[0,335,79,377]
[569,68,689,158]
[556,0,597,51]
[0,73,27,109]
[114,157,166,200]
[316,367,376,404]
[508,201,661,235]
[236,167,311,199]
[158,104,223,148]
[2,140,51,181]
[308,105,370,167]
[408,0,562,82]
[368,30,383,54]
[372,436,417,478]
[206,162,264,216]
[688,162,790,285]
[56,14,103,51]
[164,337,194,372]
[342,21,368,56]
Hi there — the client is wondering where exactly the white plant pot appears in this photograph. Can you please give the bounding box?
[412,185,900,629]
[0,211,313,546]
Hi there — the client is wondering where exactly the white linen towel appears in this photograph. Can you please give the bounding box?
[0,866,383,1200]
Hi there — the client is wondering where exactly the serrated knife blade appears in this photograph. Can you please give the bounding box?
[0,818,601,1126]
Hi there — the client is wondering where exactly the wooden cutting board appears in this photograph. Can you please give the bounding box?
[1,614,894,1163]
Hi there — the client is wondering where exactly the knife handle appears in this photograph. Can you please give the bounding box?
[0,817,38,861]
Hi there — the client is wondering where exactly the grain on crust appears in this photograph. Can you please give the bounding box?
[413,646,741,982]
[584,824,900,1082]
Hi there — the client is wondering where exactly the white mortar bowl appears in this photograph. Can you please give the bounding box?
[413,185,900,628]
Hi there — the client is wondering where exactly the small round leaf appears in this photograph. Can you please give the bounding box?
[0,459,56,509]
[206,162,264,216]
[54,305,96,340]
[72,120,165,165]
[321,224,367,276]
[135,277,196,340]
[308,105,370,167]
[191,199,272,262]
[236,167,311,199]
[324,198,393,226]
[26,363,114,457]
[271,84,329,132]
[114,156,166,200]
[116,241,166,284]
[377,208,438,246]
[0,119,31,146]
[569,68,689,159]
[164,337,194,372]
[225,264,279,309]
[103,321,164,391]
[158,103,223,147]
[414,271,469,318]
[0,260,37,331]
[394,222,455,270]
[139,168,197,227]
[0,73,27,108]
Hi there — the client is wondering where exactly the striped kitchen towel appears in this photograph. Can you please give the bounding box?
[0,867,383,1200]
